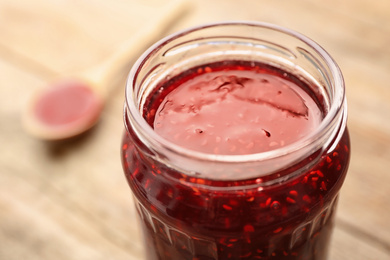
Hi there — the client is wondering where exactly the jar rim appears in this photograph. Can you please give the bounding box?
[125,21,346,166]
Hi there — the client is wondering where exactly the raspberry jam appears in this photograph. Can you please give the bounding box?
[148,61,322,155]
[122,22,350,260]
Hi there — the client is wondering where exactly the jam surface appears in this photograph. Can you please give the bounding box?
[150,62,323,155]
[122,61,350,260]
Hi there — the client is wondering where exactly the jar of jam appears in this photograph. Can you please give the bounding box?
[121,22,350,260]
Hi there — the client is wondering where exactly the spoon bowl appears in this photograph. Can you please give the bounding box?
[24,79,104,140]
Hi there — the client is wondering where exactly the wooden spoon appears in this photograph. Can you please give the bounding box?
[22,0,190,140]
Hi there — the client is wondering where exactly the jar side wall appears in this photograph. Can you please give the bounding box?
[121,125,350,259]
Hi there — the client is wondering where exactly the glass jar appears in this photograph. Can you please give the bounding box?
[121,22,350,260]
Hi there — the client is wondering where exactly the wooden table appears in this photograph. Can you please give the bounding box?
[1,0,389,259]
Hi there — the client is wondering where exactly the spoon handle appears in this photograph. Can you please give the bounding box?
[85,0,191,97]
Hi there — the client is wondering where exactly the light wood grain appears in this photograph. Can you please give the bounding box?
[1,0,389,259]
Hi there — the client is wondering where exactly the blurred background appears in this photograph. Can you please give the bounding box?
[1,0,389,259]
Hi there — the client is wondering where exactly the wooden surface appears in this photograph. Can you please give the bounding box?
[1,0,389,259]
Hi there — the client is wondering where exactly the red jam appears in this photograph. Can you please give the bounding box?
[122,61,350,260]
[34,80,102,126]
[149,62,322,155]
